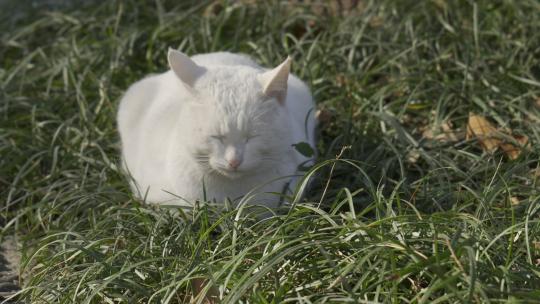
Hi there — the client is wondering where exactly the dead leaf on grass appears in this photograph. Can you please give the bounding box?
[316,108,333,124]
[500,135,529,160]
[335,74,348,87]
[203,0,224,17]
[466,114,501,153]
[466,114,529,159]
[422,121,462,143]
[510,196,520,206]
[406,149,421,164]
[369,16,384,28]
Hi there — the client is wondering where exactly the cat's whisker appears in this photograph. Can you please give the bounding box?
[193,154,210,165]
[207,167,225,177]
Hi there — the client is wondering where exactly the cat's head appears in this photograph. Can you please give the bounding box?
[168,49,293,179]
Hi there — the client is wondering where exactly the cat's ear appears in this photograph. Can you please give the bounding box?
[258,57,291,105]
[168,48,206,89]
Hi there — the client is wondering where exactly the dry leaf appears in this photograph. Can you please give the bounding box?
[500,135,529,160]
[433,0,447,9]
[535,97,540,109]
[290,0,363,17]
[203,1,223,17]
[406,150,420,164]
[316,108,333,124]
[510,196,520,206]
[440,122,459,142]
[335,74,347,87]
[467,114,530,159]
[422,121,461,143]
[466,114,501,153]
[369,16,384,28]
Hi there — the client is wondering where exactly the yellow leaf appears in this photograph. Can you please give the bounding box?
[500,135,529,160]
[510,196,520,206]
[466,114,501,153]
[406,149,420,164]
[423,121,462,142]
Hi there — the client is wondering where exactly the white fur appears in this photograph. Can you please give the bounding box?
[117,51,316,207]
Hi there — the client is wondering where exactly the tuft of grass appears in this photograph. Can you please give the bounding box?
[1,0,539,303]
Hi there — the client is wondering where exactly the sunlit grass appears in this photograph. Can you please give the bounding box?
[1,0,539,303]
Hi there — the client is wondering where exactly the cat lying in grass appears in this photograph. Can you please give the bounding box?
[117,49,316,207]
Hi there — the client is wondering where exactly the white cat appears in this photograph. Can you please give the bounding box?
[117,50,316,207]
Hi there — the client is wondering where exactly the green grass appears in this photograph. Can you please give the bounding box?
[1,0,540,303]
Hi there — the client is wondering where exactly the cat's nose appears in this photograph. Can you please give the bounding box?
[228,158,241,170]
